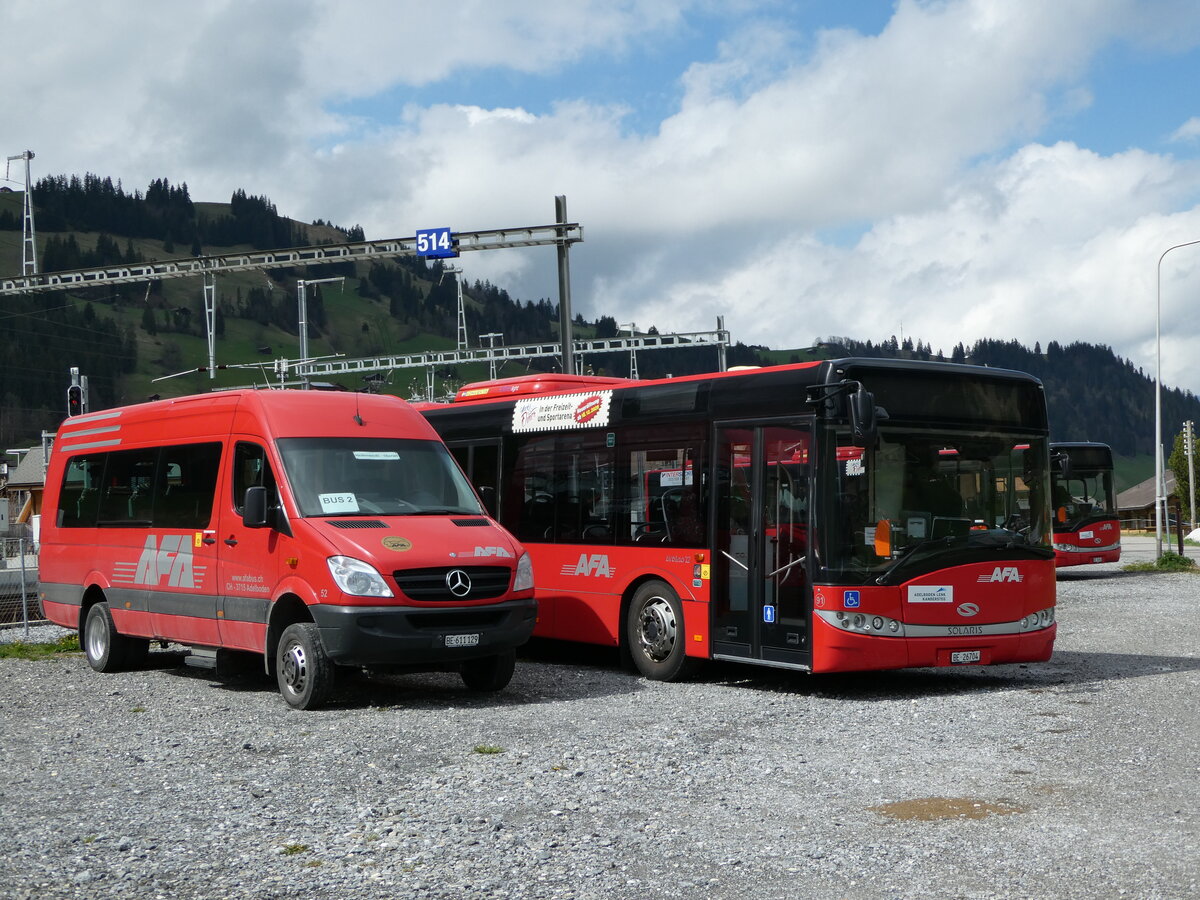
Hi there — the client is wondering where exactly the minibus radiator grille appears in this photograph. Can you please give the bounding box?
[325,520,388,529]
[451,519,490,527]
[392,566,512,601]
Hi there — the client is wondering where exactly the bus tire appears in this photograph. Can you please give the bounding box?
[626,580,700,681]
[84,602,131,673]
[275,623,335,710]
[460,649,516,692]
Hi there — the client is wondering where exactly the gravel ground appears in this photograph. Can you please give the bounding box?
[1,545,1197,900]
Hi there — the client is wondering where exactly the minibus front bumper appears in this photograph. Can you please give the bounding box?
[308,595,538,667]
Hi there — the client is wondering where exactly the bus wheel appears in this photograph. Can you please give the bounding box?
[461,649,516,692]
[84,602,131,673]
[276,623,335,710]
[626,581,699,681]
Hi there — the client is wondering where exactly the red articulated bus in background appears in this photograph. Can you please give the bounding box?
[416,357,1057,680]
[1049,441,1121,567]
[39,390,536,709]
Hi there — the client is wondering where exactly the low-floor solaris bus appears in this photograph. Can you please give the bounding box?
[39,389,536,708]
[1050,441,1121,567]
[416,358,1057,679]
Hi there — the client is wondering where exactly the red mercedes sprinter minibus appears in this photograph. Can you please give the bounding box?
[39,389,536,709]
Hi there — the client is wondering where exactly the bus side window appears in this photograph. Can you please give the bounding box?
[156,443,222,529]
[96,448,157,526]
[627,443,705,546]
[56,454,103,528]
[234,442,278,514]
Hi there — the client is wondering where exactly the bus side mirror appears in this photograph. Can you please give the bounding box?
[1056,452,1072,479]
[243,486,269,528]
[850,387,883,446]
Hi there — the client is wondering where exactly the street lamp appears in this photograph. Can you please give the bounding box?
[1154,239,1200,557]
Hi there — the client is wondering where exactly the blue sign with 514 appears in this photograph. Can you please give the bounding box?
[415,227,457,259]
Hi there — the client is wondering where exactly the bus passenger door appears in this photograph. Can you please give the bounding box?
[712,422,812,669]
[216,440,283,652]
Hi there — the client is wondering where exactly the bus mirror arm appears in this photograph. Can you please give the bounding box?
[805,380,887,446]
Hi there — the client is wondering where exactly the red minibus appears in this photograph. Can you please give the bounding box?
[417,358,1057,680]
[39,389,536,708]
[1050,442,1121,566]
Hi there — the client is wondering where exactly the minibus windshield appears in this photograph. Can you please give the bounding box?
[278,437,485,517]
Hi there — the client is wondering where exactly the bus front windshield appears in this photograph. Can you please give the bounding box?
[1053,468,1116,529]
[278,437,484,518]
[824,429,1053,584]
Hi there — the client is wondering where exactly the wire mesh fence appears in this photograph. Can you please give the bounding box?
[0,537,42,635]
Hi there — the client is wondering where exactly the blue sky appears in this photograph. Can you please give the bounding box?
[7,0,1200,397]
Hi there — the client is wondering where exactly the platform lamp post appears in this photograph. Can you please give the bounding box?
[1154,240,1200,558]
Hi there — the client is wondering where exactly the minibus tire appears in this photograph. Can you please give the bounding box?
[626,580,699,681]
[84,602,129,673]
[275,623,335,710]
[460,649,516,692]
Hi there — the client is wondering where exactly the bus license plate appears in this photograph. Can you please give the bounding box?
[951,650,981,664]
[445,633,480,648]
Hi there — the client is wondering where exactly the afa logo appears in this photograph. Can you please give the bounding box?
[978,566,1023,583]
[131,535,198,588]
[561,553,614,578]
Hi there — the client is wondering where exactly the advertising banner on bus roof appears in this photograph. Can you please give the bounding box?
[512,391,613,432]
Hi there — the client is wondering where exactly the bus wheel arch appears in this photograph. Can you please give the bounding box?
[80,589,147,672]
[264,594,314,678]
[622,577,701,682]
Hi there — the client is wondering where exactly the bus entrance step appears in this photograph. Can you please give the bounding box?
[184,648,219,670]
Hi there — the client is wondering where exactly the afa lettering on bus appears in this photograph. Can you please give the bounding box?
[114,534,204,589]
[560,553,615,578]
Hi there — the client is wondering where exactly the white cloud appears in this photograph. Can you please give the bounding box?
[1171,117,1200,142]
[6,0,1200,396]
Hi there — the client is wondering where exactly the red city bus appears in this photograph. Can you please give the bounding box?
[417,358,1057,680]
[39,389,535,708]
[1050,442,1121,566]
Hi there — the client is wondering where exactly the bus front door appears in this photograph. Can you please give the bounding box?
[713,422,812,669]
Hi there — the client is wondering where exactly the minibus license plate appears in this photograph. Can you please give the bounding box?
[445,633,480,648]
[951,650,981,664]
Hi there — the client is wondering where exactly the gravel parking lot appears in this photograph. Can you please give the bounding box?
[1,542,1197,900]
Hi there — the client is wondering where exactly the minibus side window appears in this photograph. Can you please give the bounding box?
[96,448,158,526]
[156,443,222,529]
[233,442,279,514]
[56,453,105,528]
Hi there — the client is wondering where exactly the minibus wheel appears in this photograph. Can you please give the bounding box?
[84,602,134,673]
[275,623,335,710]
[626,580,700,681]
[460,649,516,692]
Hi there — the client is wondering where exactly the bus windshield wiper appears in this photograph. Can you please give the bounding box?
[874,537,957,585]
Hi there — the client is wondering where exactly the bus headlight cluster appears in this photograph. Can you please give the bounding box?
[327,556,394,598]
[513,552,534,593]
[1019,607,1055,632]
[816,609,904,636]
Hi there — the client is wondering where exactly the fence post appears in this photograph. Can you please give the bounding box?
[19,537,30,639]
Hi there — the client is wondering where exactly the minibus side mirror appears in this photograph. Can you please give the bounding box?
[850,387,884,447]
[243,486,269,528]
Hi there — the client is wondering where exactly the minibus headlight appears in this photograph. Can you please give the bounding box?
[327,556,394,598]
[513,552,534,593]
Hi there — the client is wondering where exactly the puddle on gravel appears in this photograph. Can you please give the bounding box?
[870,797,1029,821]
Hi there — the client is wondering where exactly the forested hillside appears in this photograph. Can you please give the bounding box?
[2,172,1197,491]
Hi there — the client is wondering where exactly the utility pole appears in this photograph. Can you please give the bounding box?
[620,323,639,379]
[1186,420,1196,531]
[441,264,468,350]
[480,332,504,380]
[296,277,344,388]
[5,150,37,275]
